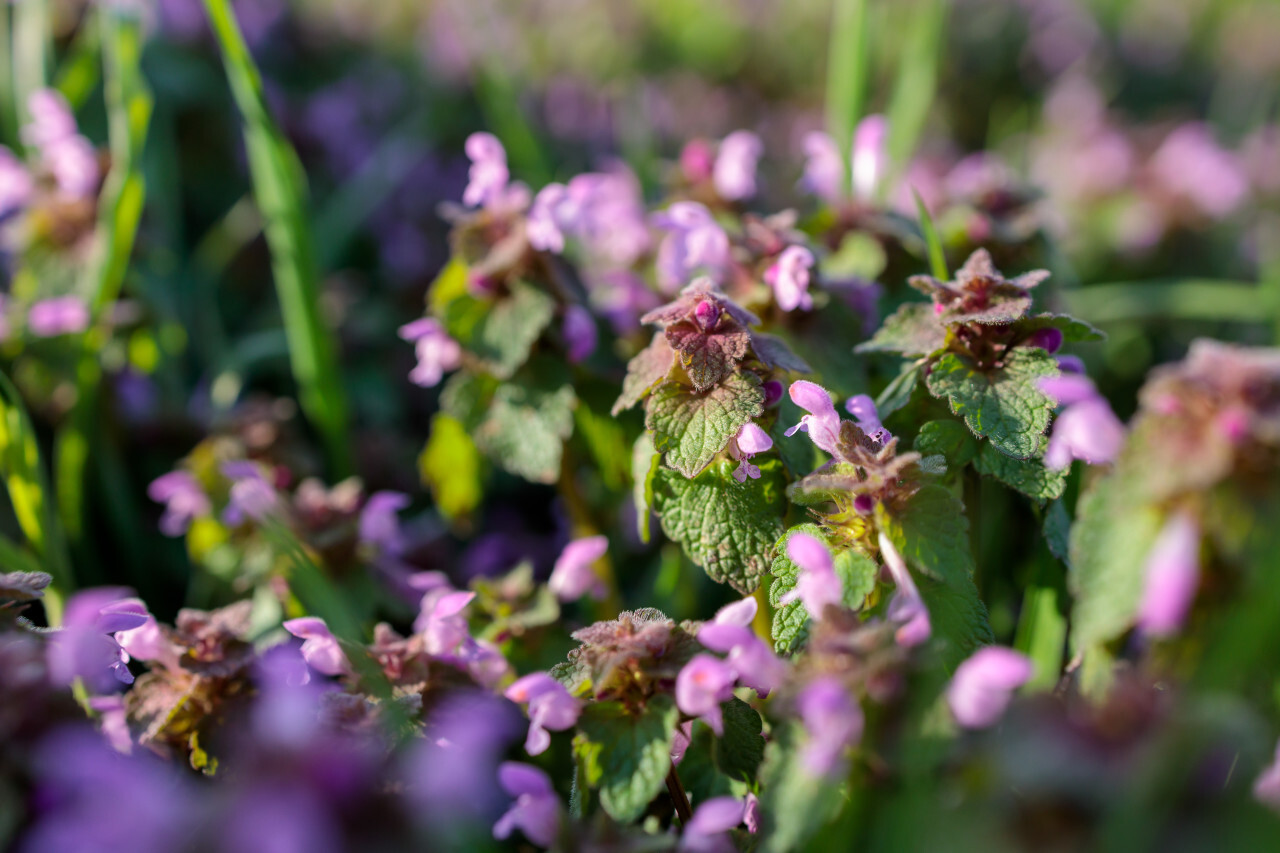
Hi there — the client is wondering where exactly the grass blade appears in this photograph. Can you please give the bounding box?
[914,189,948,279]
[202,0,351,475]
[11,0,51,141]
[824,0,870,176]
[883,0,947,196]
[1058,280,1264,325]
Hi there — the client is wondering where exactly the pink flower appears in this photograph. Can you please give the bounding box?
[779,532,843,619]
[562,304,597,364]
[359,491,410,556]
[844,394,890,444]
[766,245,815,312]
[462,132,510,208]
[878,532,931,647]
[675,653,737,735]
[798,116,887,202]
[47,588,149,692]
[784,380,842,457]
[1136,511,1201,636]
[796,676,862,777]
[1149,123,1248,219]
[504,672,582,755]
[1039,374,1126,469]
[45,134,99,198]
[22,90,78,150]
[548,535,608,602]
[946,646,1033,729]
[415,589,476,657]
[493,762,560,847]
[147,471,210,536]
[398,317,462,388]
[0,148,33,218]
[681,796,746,853]
[27,296,90,337]
[1253,739,1280,812]
[220,461,278,525]
[851,115,888,200]
[115,607,181,672]
[283,617,351,677]
[697,597,787,695]
[713,130,763,201]
[653,202,730,291]
[528,182,576,252]
[730,422,773,483]
[800,131,843,202]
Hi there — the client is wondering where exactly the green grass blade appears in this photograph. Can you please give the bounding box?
[1058,280,1264,325]
[11,0,51,142]
[53,17,102,111]
[824,0,870,177]
[202,0,351,475]
[914,189,948,279]
[0,5,14,143]
[883,0,946,198]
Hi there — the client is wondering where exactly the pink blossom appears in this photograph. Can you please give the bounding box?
[504,672,582,755]
[0,148,33,218]
[851,115,888,200]
[796,676,862,777]
[698,598,787,695]
[45,135,99,198]
[527,182,575,252]
[28,296,90,337]
[562,304,597,364]
[359,491,410,556]
[493,762,560,847]
[766,245,815,312]
[784,380,843,457]
[779,532,843,619]
[1253,739,1280,812]
[1039,375,1126,469]
[398,317,462,388]
[879,533,931,647]
[548,535,608,602]
[800,131,843,202]
[729,422,773,483]
[675,653,737,735]
[47,588,149,692]
[147,471,210,537]
[844,394,890,444]
[653,202,730,291]
[681,796,746,853]
[1136,511,1201,636]
[22,90,78,151]
[946,646,1033,728]
[220,461,278,525]
[1149,123,1249,219]
[415,589,476,656]
[283,617,351,677]
[713,130,763,201]
[462,132,509,208]
[115,607,181,672]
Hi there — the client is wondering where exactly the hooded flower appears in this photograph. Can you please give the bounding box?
[729,422,773,483]
[675,653,737,734]
[1038,374,1125,469]
[358,491,410,556]
[844,394,891,444]
[653,202,730,291]
[47,589,149,692]
[779,532,843,619]
[548,535,608,602]
[878,532,931,647]
[697,597,786,695]
[147,471,211,537]
[493,762,560,848]
[713,130,763,201]
[799,116,888,202]
[504,672,582,755]
[1136,511,1201,636]
[220,461,278,525]
[784,380,843,457]
[767,245,816,312]
[527,182,577,252]
[462,132,510,208]
[796,676,862,777]
[414,588,477,657]
[283,617,351,677]
[681,796,746,853]
[398,317,462,388]
[946,646,1033,728]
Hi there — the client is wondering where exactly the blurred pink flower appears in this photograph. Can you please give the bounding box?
[28,296,90,337]
[398,317,462,388]
[493,762,560,847]
[676,653,737,735]
[548,535,608,601]
[1039,374,1126,469]
[946,646,1033,729]
[1149,124,1248,219]
[780,531,843,619]
[713,130,763,201]
[1136,511,1201,636]
[462,132,510,208]
[504,672,581,755]
[283,617,351,677]
[766,245,815,312]
[796,676,862,777]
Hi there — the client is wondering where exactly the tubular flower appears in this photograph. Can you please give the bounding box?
[946,646,1033,729]
[504,672,582,755]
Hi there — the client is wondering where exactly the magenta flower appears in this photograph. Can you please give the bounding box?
[1039,375,1125,469]
[115,607,181,672]
[676,653,737,735]
[681,138,715,183]
[220,461,278,525]
[1254,740,1280,812]
[565,167,651,266]
[283,617,351,677]
[796,676,863,777]
[398,317,462,388]
[800,131,843,202]
[779,532,843,619]
[493,762,560,848]
[713,130,763,201]
[548,534,608,601]
[681,796,746,853]
[784,380,842,457]
[946,646,1033,729]
[504,672,582,755]
[851,115,888,200]
[528,182,577,252]
[1149,123,1248,219]
[89,695,133,754]
[28,296,90,337]
[562,304,598,364]
[743,792,761,833]
[878,532,931,647]
[147,471,211,537]
[844,394,891,444]
[22,90,78,150]
[415,588,477,656]
[462,132,510,208]
[0,147,33,218]
[1026,326,1065,354]
[45,134,99,198]
[766,245,816,312]
[698,597,787,695]
[653,202,730,291]
[47,588,149,692]
[358,491,410,556]
[1136,511,1201,636]
[730,422,773,483]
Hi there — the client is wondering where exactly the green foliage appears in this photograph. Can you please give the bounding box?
[419,414,484,523]
[855,303,946,357]
[475,377,576,485]
[631,434,659,544]
[613,334,676,415]
[652,459,787,593]
[750,332,813,374]
[758,721,847,853]
[769,524,878,653]
[574,694,679,823]
[1018,313,1106,343]
[925,348,1059,459]
[913,419,977,467]
[444,279,556,380]
[972,440,1066,502]
[645,371,765,478]
[717,696,767,783]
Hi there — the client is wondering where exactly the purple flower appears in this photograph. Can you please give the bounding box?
[681,796,746,853]
[146,471,210,536]
[45,134,99,198]
[784,380,842,457]
[89,695,132,754]
[653,202,730,292]
[115,608,180,672]
[462,132,510,208]
[0,147,33,219]
[796,676,862,777]
[221,784,341,853]
[676,653,737,734]
[698,597,787,695]
[1149,123,1248,219]
[359,491,410,556]
[844,394,891,444]
[528,182,575,252]
[414,588,476,656]
[407,690,522,821]
[221,461,278,525]
[681,138,715,183]
[283,617,351,677]
[47,588,149,692]
[730,422,773,483]
[713,130,763,201]
[1136,511,1201,636]
[250,644,326,747]
[28,296,90,337]
[1254,739,1280,812]
[1026,326,1064,354]
[1039,375,1126,469]
[851,115,888,200]
[504,672,582,755]
[493,762,560,848]
[562,304,597,364]
[743,792,761,833]
[566,167,651,266]
[548,535,608,602]
[878,532,931,647]
[22,90,78,150]
[398,317,462,388]
[800,131,843,202]
[766,245,816,312]
[779,532,843,619]
[946,646,1033,729]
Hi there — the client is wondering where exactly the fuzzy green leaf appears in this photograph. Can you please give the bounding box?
[716,697,766,783]
[925,348,1059,459]
[613,333,677,415]
[750,332,812,374]
[758,722,846,853]
[973,440,1066,502]
[445,279,556,380]
[645,372,765,478]
[1044,499,1071,564]
[419,414,484,522]
[632,434,659,544]
[574,694,679,823]
[855,302,946,357]
[473,371,576,484]
[913,419,977,467]
[653,459,787,593]
[769,524,878,653]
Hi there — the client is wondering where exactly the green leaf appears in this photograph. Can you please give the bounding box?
[645,371,765,479]
[1044,499,1071,564]
[875,359,924,420]
[758,721,846,853]
[1068,473,1163,655]
[1017,313,1105,344]
[915,570,995,673]
[715,697,766,783]
[474,375,576,485]
[631,434,659,544]
[613,333,676,415]
[666,321,751,392]
[444,279,556,380]
[973,440,1066,502]
[925,348,1059,460]
[749,332,812,374]
[676,723,751,805]
[419,414,484,522]
[855,302,946,357]
[653,459,787,594]
[913,419,977,467]
[438,370,496,431]
[574,695,679,823]
[914,189,949,280]
[769,524,877,652]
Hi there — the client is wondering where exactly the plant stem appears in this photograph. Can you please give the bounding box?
[666,763,693,825]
